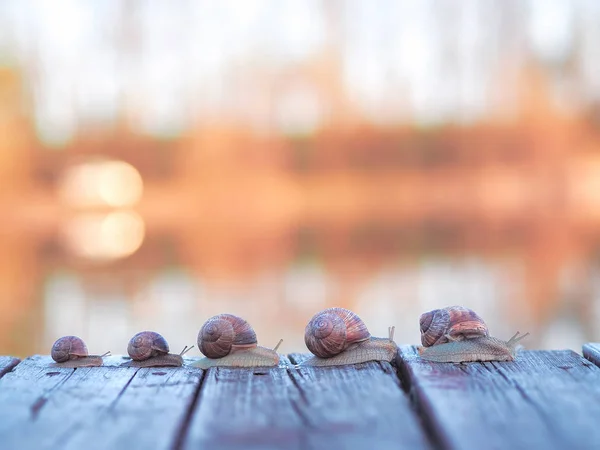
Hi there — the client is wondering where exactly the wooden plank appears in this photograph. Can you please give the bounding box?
[0,356,20,378]
[582,342,600,367]
[288,353,431,450]
[182,353,430,450]
[398,346,600,450]
[0,355,203,450]
[0,355,137,450]
[182,365,306,450]
[62,360,203,450]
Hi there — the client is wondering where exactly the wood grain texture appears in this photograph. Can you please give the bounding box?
[62,364,203,450]
[288,353,430,450]
[0,356,20,378]
[9,350,600,450]
[398,346,600,450]
[182,366,306,450]
[0,355,203,450]
[0,355,137,450]
[182,353,429,450]
[582,343,600,367]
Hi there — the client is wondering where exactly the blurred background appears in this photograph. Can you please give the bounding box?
[1,0,600,357]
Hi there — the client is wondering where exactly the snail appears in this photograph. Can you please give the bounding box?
[122,331,193,368]
[51,336,110,367]
[419,305,489,347]
[300,307,398,367]
[418,331,530,363]
[192,314,281,369]
[418,305,529,362]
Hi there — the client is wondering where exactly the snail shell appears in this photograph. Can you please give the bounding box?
[51,336,89,363]
[50,336,106,367]
[304,307,370,358]
[127,331,169,361]
[123,331,186,367]
[194,314,279,368]
[419,305,489,347]
[197,314,257,359]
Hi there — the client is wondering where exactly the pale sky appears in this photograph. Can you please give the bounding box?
[0,0,599,145]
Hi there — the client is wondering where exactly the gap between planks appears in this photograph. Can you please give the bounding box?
[397,346,600,450]
[2,355,425,450]
[9,349,600,450]
[179,353,431,450]
[0,355,204,450]
[0,356,20,379]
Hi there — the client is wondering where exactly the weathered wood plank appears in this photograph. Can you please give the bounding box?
[582,343,600,367]
[288,353,431,450]
[182,366,306,450]
[62,362,203,450]
[181,353,430,450]
[0,355,137,450]
[398,346,600,450]
[0,356,20,378]
[0,355,203,450]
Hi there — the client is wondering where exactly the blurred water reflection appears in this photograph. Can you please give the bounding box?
[2,1,600,357]
[1,224,597,357]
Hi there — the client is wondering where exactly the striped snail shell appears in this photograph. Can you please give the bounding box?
[51,336,108,367]
[51,336,88,363]
[127,331,170,361]
[197,314,257,359]
[419,305,489,347]
[304,307,370,358]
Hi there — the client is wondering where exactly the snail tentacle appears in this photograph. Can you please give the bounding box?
[302,308,397,366]
[194,314,279,368]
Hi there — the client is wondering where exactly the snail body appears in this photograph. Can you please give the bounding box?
[122,331,191,368]
[301,307,398,367]
[51,336,108,368]
[418,331,529,363]
[193,314,280,369]
[419,305,489,347]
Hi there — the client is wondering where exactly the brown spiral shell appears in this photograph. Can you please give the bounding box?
[304,307,371,358]
[419,305,489,347]
[51,336,89,363]
[127,331,170,361]
[197,314,257,359]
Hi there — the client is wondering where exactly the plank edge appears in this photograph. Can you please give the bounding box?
[0,356,22,379]
[583,343,600,367]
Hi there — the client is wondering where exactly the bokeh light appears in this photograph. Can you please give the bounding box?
[59,160,144,208]
[63,210,145,260]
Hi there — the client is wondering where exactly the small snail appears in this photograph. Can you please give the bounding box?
[418,331,530,363]
[419,305,489,347]
[51,336,110,367]
[122,331,193,368]
[300,307,398,367]
[192,314,281,369]
[418,305,529,362]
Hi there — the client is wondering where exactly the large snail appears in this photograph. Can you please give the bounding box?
[192,314,281,369]
[122,331,193,367]
[51,336,110,367]
[419,305,489,347]
[418,306,529,362]
[301,307,397,367]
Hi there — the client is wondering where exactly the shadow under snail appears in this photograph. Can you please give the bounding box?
[51,336,110,367]
[122,331,193,368]
[418,305,529,363]
[300,307,398,367]
[192,314,281,369]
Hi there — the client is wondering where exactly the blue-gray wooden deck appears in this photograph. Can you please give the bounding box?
[1,345,600,450]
